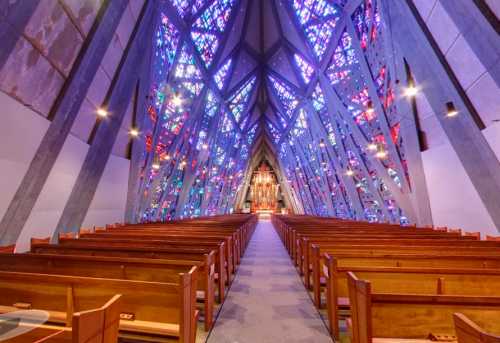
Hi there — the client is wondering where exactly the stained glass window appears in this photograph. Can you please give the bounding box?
[191,0,237,67]
[292,0,342,60]
[228,76,256,123]
[268,75,299,119]
[213,58,232,90]
[294,53,314,84]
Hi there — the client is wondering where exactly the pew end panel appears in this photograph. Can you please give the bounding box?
[454,313,500,343]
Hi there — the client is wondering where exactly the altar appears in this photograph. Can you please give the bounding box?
[250,163,279,214]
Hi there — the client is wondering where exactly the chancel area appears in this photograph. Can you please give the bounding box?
[0,0,500,342]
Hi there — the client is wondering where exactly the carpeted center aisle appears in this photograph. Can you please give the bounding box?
[206,220,333,343]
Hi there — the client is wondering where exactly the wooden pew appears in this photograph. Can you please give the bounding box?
[35,238,226,303]
[0,252,214,332]
[28,244,216,330]
[79,232,237,277]
[454,313,500,343]
[0,269,198,343]
[308,244,500,306]
[102,227,244,265]
[0,244,15,253]
[298,237,500,277]
[2,295,121,343]
[323,259,500,338]
[59,235,230,290]
[347,272,500,343]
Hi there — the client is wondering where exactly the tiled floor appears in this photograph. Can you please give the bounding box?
[206,220,333,343]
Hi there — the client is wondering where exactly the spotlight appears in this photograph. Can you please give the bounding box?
[152,162,160,170]
[129,128,140,137]
[319,139,326,148]
[346,169,354,176]
[96,108,109,118]
[163,154,171,161]
[446,101,458,117]
[202,143,209,150]
[366,100,375,114]
[375,144,388,159]
[403,84,419,97]
[367,142,377,151]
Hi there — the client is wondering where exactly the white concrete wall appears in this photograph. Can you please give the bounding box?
[0,91,130,251]
[0,92,49,221]
[82,154,130,229]
[414,0,500,128]
[418,89,498,237]
[412,0,500,235]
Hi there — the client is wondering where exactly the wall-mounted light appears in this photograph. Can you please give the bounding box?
[445,101,458,117]
[152,156,160,170]
[163,154,171,161]
[202,143,209,150]
[403,80,419,98]
[96,108,109,118]
[366,100,375,114]
[367,142,377,151]
[129,128,140,137]
[375,144,388,159]
[319,139,326,148]
[345,169,354,176]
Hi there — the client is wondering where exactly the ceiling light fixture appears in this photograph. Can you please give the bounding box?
[96,108,109,118]
[403,83,419,97]
[129,128,140,137]
[446,101,458,117]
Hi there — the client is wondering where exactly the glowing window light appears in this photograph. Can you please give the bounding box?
[268,75,299,119]
[290,108,308,138]
[292,0,341,59]
[213,58,232,90]
[220,111,234,133]
[228,76,256,122]
[191,0,237,67]
[155,14,180,78]
[267,122,281,144]
[311,83,326,111]
[171,0,191,18]
[174,44,203,80]
[326,30,356,85]
[294,54,314,84]
[246,124,258,146]
[191,31,218,67]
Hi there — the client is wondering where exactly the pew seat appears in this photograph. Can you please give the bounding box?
[348,272,500,343]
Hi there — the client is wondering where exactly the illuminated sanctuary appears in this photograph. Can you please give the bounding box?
[0,1,499,341]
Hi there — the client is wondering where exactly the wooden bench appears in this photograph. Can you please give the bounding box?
[0,268,197,342]
[0,294,121,343]
[323,261,500,338]
[454,313,500,343]
[347,272,500,343]
[35,238,226,303]
[308,244,500,305]
[62,235,232,289]
[0,252,214,332]
[79,232,237,276]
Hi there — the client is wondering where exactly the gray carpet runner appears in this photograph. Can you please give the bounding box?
[206,220,333,343]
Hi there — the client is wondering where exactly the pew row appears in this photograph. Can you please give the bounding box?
[0,294,121,343]
[348,272,500,343]
[0,269,197,343]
